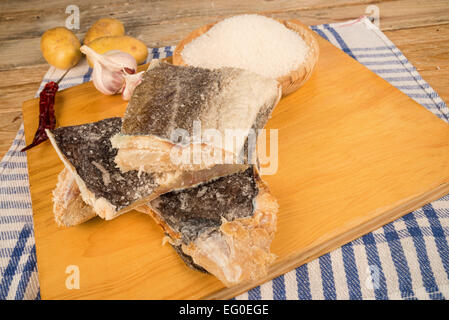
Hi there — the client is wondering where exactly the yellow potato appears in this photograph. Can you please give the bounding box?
[83,18,125,44]
[86,35,148,66]
[40,27,82,70]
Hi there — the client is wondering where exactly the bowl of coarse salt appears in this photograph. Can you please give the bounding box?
[173,14,319,96]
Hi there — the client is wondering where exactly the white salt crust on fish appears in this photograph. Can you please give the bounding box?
[47,118,246,224]
[111,60,281,175]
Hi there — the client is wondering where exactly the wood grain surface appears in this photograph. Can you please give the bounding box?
[1,0,449,159]
[23,34,449,299]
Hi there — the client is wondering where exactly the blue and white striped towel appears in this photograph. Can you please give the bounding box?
[1,17,448,300]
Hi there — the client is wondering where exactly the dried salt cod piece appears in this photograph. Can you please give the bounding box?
[52,167,96,227]
[47,118,160,221]
[111,60,281,174]
[48,118,243,224]
[138,166,278,287]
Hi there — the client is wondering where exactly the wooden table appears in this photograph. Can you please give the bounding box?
[0,0,448,159]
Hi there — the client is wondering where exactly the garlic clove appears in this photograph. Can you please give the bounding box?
[103,50,137,72]
[91,60,124,95]
[80,45,138,96]
[80,46,137,72]
[122,70,144,101]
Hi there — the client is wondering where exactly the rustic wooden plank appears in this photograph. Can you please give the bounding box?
[270,0,449,30]
[0,64,48,88]
[2,83,39,113]
[0,110,24,155]
[384,24,449,104]
[0,64,48,153]
[0,0,379,69]
[0,0,385,40]
[2,0,449,70]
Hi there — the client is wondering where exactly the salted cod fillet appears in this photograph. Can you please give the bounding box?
[47,118,246,225]
[111,60,281,174]
[136,166,278,287]
[54,163,278,286]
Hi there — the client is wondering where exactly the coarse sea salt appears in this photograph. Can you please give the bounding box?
[181,14,309,79]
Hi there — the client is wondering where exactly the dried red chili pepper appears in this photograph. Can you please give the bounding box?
[21,81,59,152]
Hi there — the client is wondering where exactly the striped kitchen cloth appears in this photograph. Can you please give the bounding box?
[1,17,448,300]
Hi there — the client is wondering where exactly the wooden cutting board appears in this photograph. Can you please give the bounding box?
[22,35,449,300]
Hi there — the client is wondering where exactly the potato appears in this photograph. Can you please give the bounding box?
[83,18,125,44]
[86,36,148,66]
[41,27,82,70]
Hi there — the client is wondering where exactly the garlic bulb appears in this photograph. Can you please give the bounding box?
[122,69,144,101]
[80,45,137,95]
[91,59,124,95]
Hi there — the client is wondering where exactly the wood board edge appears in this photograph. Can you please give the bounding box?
[205,181,449,300]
